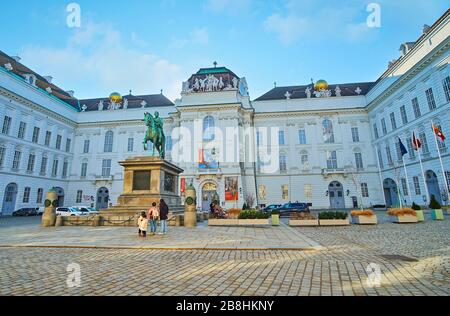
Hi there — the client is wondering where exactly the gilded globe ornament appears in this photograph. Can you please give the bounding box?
[314,79,328,91]
[109,92,122,103]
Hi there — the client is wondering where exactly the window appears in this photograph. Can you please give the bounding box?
[326,151,337,169]
[304,184,312,200]
[279,154,287,172]
[386,146,393,165]
[413,176,421,195]
[0,146,5,167]
[446,171,450,191]
[104,131,113,152]
[300,151,309,166]
[81,162,88,178]
[203,116,215,141]
[45,131,52,146]
[40,156,47,175]
[419,132,429,154]
[2,116,12,135]
[425,88,436,110]
[83,139,90,153]
[65,138,71,152]
[127,138,134,152]
[361,183,369,198]
[407,137,415,159]
[443,76,450,102]
[381,118,387,135]
[27,154,35,173]
[32,127,40,143]
[351,127,360,142]
[12,150,21,170]
[36,188,43,204]
[412,98,421,118]
[373,124,379,139]
[278,130,285,145]
[401,178,409,196]
[102,159,112,177]
[76,190,83,204]
[56,135,62,150]
[355,152,363,169]
[51,159,59,177]
[390,113,397,130]
[400,106,408,125]
[281,185,289,200]
[166,136,172,151]
[62,161,68,178]
[256,132,262,147]
[23,187,31,203]
[298,129,306,144]
[18,122,26,139]
[322,119,335,143]
[377,149,384,169]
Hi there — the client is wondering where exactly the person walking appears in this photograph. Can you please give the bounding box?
[148,202,159,235]
[138,212,148,237]
[158,199,169,235]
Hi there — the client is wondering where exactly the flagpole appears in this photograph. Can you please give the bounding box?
[402,156,413,205]
[430,119,450,200]
[375,145,388,207]
[414,129,430,204]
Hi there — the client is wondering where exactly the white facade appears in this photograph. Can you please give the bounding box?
[1,11,449,215]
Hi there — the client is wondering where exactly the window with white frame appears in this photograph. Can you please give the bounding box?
[102,159,112,177]
[104,131,114,152]
[45,131,51,146]
[445,171,450,191]
[279,154,287,172]
[62,161,68,178]
[203,116,215,141]
[127,138,134,152]
[400,106,408,125]
[381,118,387,135]
[56,135,62,150]
[27,154,35,173]
[256,131,262,147]
[83,139,90,153]
[413,176,421,195]
[407,137,415,159]
[32,127,40,143]
[390,112,397,130]
[40,156,47,175]
[300,150,309,166]
[81,162,88,178]
[419,132,429,154]
[326,151,337,169]
[51,159,59,177]
[395,140,403,161]
[76,190,83,204]
[298,129,306,144]
[443,76,450,102]
[412,98,421,118]
[18,122,26,139]
[278,130,285,145]
[351,127,360,142]
[36,188,43,204]
[361,183,369,198]
[355,152,363,169]
[12,150,21,170]
[0,146,5,167]
[65,138,71,152]
[401,178,409,196]
[377,149,384,169]
[23,187,31,203]
[425,88,436,110]
[386,146,393,165]
[2,116,12,135]
[373,123,379,139]
[322,119,335,143]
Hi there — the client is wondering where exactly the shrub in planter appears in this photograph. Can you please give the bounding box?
[318,212,349,226]
[289,212,319,226]
[226,208,242,219]
[319,212,348,220]
[238,210,270,220]
[411,203,424,222]
[429,195,444,220]
[411,202,421,210]
[351,210,377,225]
[387,208,418,223]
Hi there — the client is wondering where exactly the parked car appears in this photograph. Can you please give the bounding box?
[275,203,310,217]
[263,204,282,212]
[37,207,45,215]
[56,207,85,217]
[12,208,38,217]
[72,206,99,215]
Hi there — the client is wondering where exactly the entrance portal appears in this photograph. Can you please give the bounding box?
[96,187,110,210]
[2,183,18,215]
[329,181,345,209]
[202,182,218,211]
[383,178,399,208]
[426,170,442,205]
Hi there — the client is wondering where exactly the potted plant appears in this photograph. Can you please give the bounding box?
[318,211,350,226]
[351,210,377,225]
[387,208,418,224]
[429,195,444,221]
[271,210,280,226]
[289,212,319,227]
[208,208,240,226]
[238,210,270,226]
[411,202,425,222]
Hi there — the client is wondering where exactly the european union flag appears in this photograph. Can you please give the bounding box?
[398,138,408,157]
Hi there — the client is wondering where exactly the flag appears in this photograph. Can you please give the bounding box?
[412,132,422,151]
[432,124,446,142]
[398,138,408,157]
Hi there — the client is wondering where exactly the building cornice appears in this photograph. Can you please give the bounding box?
[253,107,367,119]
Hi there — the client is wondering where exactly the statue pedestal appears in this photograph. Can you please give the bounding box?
[102,157,184,218]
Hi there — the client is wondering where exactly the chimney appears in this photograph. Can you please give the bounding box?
[43,76,53,84]
[423,24,431,34]
[66,90,75,97]
[11,55,21,62]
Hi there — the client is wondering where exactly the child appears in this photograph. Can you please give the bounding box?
[148,202,159,235]
[138,212,148,237]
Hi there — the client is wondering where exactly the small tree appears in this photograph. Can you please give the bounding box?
[245,193,256,210]
[242,203,248,210]
[429,195,442,210]
[411,202,421,210]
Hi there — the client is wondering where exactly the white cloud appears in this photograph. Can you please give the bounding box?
[264,14,309,45]
[20,21,183,100]
[170,27,209,49]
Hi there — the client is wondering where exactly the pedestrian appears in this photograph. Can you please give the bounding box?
[158,199,169,235]
[148,202,159,235]
[138,211,148,237]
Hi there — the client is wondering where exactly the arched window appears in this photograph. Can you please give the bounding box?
[104,131,114,152]
[203,116,215,141]
[322,119,335,143]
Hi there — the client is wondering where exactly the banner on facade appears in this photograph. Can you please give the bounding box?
[225,177,238,201]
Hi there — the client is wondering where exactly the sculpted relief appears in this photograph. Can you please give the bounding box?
[182,74,243,94]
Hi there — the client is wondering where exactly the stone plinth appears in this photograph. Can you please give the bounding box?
[102,156,184,217]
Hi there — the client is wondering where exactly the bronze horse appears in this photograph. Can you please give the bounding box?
[143,112,165,159]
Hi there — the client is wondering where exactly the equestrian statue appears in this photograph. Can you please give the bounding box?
[143,111,166,159]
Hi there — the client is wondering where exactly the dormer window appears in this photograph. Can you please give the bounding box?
[23,74,37,86]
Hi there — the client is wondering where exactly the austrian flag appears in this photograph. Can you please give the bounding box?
[412,132,422,151]
[432,124,446,142]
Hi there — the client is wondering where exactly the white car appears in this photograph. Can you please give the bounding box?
[37,207,45,215]
[72,206,99,215]
[56,207,85,217]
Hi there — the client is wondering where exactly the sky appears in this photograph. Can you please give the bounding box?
[1,0,448,101]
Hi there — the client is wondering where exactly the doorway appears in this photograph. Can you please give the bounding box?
[426,170,442,205]
[202,182,218,211]
[96,187,110,210]
[383,178,399,208]
[2,183,18,215]
[329,181,345,209]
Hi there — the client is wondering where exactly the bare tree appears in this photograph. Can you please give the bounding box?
[245,193,256,209]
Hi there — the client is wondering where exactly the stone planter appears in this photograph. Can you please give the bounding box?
[208,219,239,226]
[289,219,319,227]
[389,215,418,224]
[271,214,280,226]
[319,219,350,226]
[351,215,377,225]
[415,210,425,222]
[238,219,270,226]
[431,209,444,221]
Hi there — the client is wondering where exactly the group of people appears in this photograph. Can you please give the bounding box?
[210,202,226,219]
[137,199,169,237]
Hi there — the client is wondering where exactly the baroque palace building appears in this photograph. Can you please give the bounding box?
[0,10,449,215]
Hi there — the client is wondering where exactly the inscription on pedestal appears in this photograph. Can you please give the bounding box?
[133,171,151,191]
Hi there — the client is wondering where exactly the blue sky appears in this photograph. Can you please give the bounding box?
[1,0,448,101]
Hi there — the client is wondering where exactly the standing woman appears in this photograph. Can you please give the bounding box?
[158,199,169,235]
[148,202,159,235]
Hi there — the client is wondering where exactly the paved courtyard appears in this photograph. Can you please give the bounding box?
[0,214,448,296]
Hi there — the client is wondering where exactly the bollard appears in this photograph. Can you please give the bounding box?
[41,189,58,227]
